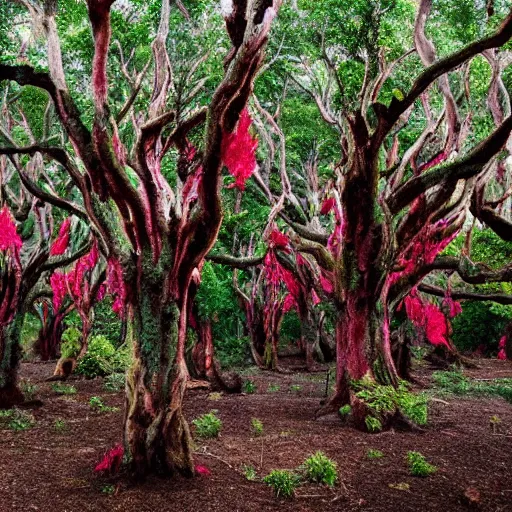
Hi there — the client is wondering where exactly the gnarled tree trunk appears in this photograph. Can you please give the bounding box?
[0,316,24,408]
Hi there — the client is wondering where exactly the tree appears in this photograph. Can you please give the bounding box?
[0,0,280,477]
[257,1,512,427]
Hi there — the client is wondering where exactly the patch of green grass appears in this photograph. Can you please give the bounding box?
[0,409,35,431]
[192,410,222,439]
[365,416,383,432]
[289,384,302,393]
[103,373,125,392]
[267,383,280,393]
[51,383,77,395]
[367,449,384,459]
[243,380,256,394]
[20,380,38,401]
[263,469,300,498]
[339,404,351,416]
[251,418,264,437]
[302,451,337,486]
[407,451,437,477]
[432,370,512,403]
[242,464,257,481]
[54,418,67,432]
[89,396,118,413]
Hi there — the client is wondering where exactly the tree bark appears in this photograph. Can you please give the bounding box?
[0,316,24,408]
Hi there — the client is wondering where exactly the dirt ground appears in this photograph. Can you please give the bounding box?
[1,359,511,512]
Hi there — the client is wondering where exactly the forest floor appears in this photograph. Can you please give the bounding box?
[1,358,512,512]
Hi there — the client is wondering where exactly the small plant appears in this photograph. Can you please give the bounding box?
[101,484,116,495]
[490,415,502,434]
[89,396,118,413]
[103,373,125,392]
[192,410,222,439]
[289,384,302,393]
[242,464,257,481]
[51,383,77,395]
[407,451,437,477]
[54,418,67,432]
[367,449,384,459]
[263,469,300,498]
[20,380,38,401]
[365,416,382,433]
[0,409,35,431]
[251,418,264,437]
[208,392,223,401]
[267,383,280,393]
[339,404,351,416]
[243,379,256,394]
[302,451,337,486]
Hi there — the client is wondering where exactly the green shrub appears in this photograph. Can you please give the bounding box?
[263,469,300,498]
[302,451,337,486]
[0,409,35,431]
[103,373,125,392]
[251,418,264,436]
[367,449,384,459]
[51,383,77,395]
[60,327,82,359]
[243,379,256,394]
[192,410,222,439]
[76,335,129,378]
[353,378,428,427]
[407,451,437,477]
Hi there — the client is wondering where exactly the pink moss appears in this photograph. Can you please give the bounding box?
[195,465,211,476]
[221,109,258,190]
[0,206,22,252]
[94,444,124,474]
[107,258,127,316]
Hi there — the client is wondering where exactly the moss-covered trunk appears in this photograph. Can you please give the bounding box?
[123,275,194,478]
[0,316,24,408]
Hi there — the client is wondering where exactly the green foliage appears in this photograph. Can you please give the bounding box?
[367,449,385,459]
[263,470,300,498]
[267,383,280,393]
[365,416,383,433]
[432,369,512,403]
[20,380,38,401]
[243,380,256,394]
[339,404,351,416]
[242,464,257,481]
[51,383,77,395]
[60,327,82,359]
[289,384,302,393]
[103,373,125,392]
[192,410,222,439]
[407,451,437,477]
[54,418,67,432]
[89,396,118,413]
[0,409,35,431]
[101,484,116,495]
[353,379,428,427]
[251,418,264,437]
[302,451,337,487]
[76,335,130,378]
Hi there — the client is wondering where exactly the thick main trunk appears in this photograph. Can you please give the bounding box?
[124,284,194,478]
[0,316,24,408]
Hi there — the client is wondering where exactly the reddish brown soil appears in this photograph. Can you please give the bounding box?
[1,360,511,511]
